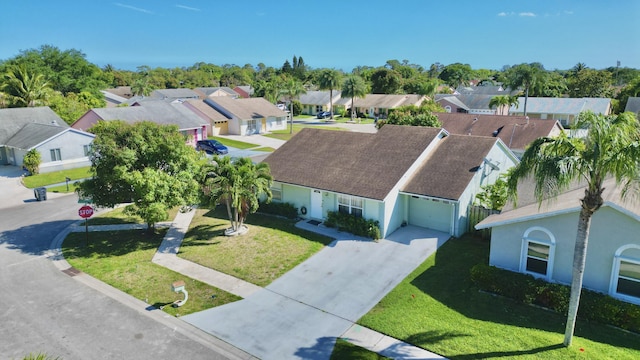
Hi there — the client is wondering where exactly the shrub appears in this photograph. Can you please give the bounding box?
[470,263,640,333]
[324,211,380,240]
[23,149,41,175]
[258,201,298,219]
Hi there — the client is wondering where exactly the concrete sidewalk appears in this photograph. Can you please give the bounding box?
[54,207,447,359]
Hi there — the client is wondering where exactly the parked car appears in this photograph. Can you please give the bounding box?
[196,139,229,155]
[277,103,288,111]
[317,111,331,119]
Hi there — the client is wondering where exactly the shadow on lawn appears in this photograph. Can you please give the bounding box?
[409,234,640,352]
[451,343,565,359]
[63,230,165,259]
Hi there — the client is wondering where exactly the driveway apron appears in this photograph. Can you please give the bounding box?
[182,225,449,360]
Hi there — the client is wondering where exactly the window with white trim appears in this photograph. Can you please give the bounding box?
[520,227,555,280]
[247,119,258,134]
[617,259,640,298]
[271,185,282,201]
[50,148,62,161]
[338,194,363,218]
[83,144,92,156]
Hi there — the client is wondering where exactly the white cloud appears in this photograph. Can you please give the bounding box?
[114,3,153,14]
[519,12,536,17]
[176,4,201,11]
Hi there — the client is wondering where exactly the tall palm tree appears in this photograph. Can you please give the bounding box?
[279,78,306,134]
[341,75,367,122]
[202,156,272,234]
[488,95,510,115]
[507,111,640,347]
[317,69,343,120]
[1,65,49,107]
[504,63,544,117]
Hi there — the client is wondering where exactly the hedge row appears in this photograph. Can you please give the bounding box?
[257,201,298,219]
[324,211,381,240]
[470,263,640,333]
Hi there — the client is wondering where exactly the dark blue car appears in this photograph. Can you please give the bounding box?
[196,139,229,155]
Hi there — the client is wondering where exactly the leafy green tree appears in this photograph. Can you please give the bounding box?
[438,63,473,88]
[507,111,640,346]
[281,59,293,74]
[23,149,41,175]
[317,69,343,119]
[370,68,402,94]
[568,69,612,98]
[279,78,306,133]
[341,75,367,122]
[503,63,546,116]
[377,105,442,129]
[1,64,50,107]
[615,75,640,113]
[201,156,272,234]
[475,174,508,210]
[403,76,438,97]
[77,121,201,230]
[48,90,105,124]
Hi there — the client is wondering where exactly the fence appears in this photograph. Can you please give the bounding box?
[467,205,500,239]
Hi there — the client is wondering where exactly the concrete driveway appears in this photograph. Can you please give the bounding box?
[183,225,449,359]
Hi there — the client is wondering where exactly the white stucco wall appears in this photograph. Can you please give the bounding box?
[489,206,640,299]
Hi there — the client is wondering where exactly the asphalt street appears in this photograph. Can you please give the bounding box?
[0,167,245,360]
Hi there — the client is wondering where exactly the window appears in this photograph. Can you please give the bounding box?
[338,194,363,218]
[276,117,283,126]
[315,105,323,113]
[617,260,640,298]
[247,119,258,134]
[444,105,452,113]
[271,185,282,201]
[610,245,640,303]
[526,241,550,275]
[83,144,92,156]
[50,148,62,161]
[520,227,555,280]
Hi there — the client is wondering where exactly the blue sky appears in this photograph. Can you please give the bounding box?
[1,1,638,72]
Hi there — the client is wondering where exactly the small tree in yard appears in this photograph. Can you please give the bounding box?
[475,174,509,211]
[77,121,202,230]
[201,156,272,235]
[22,149,41,175]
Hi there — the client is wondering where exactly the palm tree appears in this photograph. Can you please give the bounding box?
[1,65,49,107]
[131,77,152,97]
[202,156,272,234]
[341,75,367,122]
[504,63,544,117]
[507,95,520,115]
[317,69,343,120]
[507,111,640,346]
[488,95,510,115]
[279,78,306,134]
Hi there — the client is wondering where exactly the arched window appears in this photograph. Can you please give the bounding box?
[444,105,452,113]
[520,227,556,280]
[609,244,640,304]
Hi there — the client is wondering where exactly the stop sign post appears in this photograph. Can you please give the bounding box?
[79,205,94,246]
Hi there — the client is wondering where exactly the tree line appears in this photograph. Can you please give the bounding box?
[1,45,640,124]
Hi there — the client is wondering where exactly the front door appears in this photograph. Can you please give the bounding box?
[310,189,323,219]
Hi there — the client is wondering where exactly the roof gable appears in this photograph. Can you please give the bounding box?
[5,123,70,149]
[353,94,425,109]
[205,97,288,119]
[264,125,443,200]
[88,101,208,130]
[0,107,68,144]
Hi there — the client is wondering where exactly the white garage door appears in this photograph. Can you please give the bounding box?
[409,197,451,233]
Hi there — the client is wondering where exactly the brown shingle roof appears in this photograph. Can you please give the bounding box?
[402,135,498,200]
[436,113,563,150]
[183,99,229,122]
[264,125,443,200]
[353,94,426,109]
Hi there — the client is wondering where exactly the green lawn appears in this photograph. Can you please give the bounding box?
[330,339,391,359]
[264,124,348,141]
[211,136,259,149]
[84,206,180,226]
[358,235,640,359]
[178,207,333,286]
[62,229,241,317]
[23,167,91,188]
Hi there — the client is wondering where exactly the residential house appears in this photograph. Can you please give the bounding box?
[101,86,132,107]
[510,97,612,127]
[233,86,254,99]
[624,97,640,118]
[298,90,350,116]
[436,113,565,157]
[72,101,209,146]
[263,125,518,238]
[204,97,288,135]
[182,99,230,136]
[150,88,201,101]
[194,87,239,99]
[351,94,426,118]
[435,94,498,115]
[475,178,640,305]
[0,107,94,172]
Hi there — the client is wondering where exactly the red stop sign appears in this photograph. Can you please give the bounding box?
[78,205,94,219]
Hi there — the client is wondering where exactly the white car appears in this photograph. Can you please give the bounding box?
[276,103,288,111]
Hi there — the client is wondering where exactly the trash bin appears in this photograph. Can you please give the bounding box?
[34,187,47,201]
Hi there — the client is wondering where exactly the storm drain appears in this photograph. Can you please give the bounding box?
[62,267,81,277]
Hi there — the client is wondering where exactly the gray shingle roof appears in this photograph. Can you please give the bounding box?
[0,107,68,144]
[5,124,93,149]
[151,88,201,100]
[90,101,208,130]
[194,87,239,97]
[625,97,640,114]
[352,94,425,109]
[298,91,341,106]
[510,97,611,114]
[263,125,444,200]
